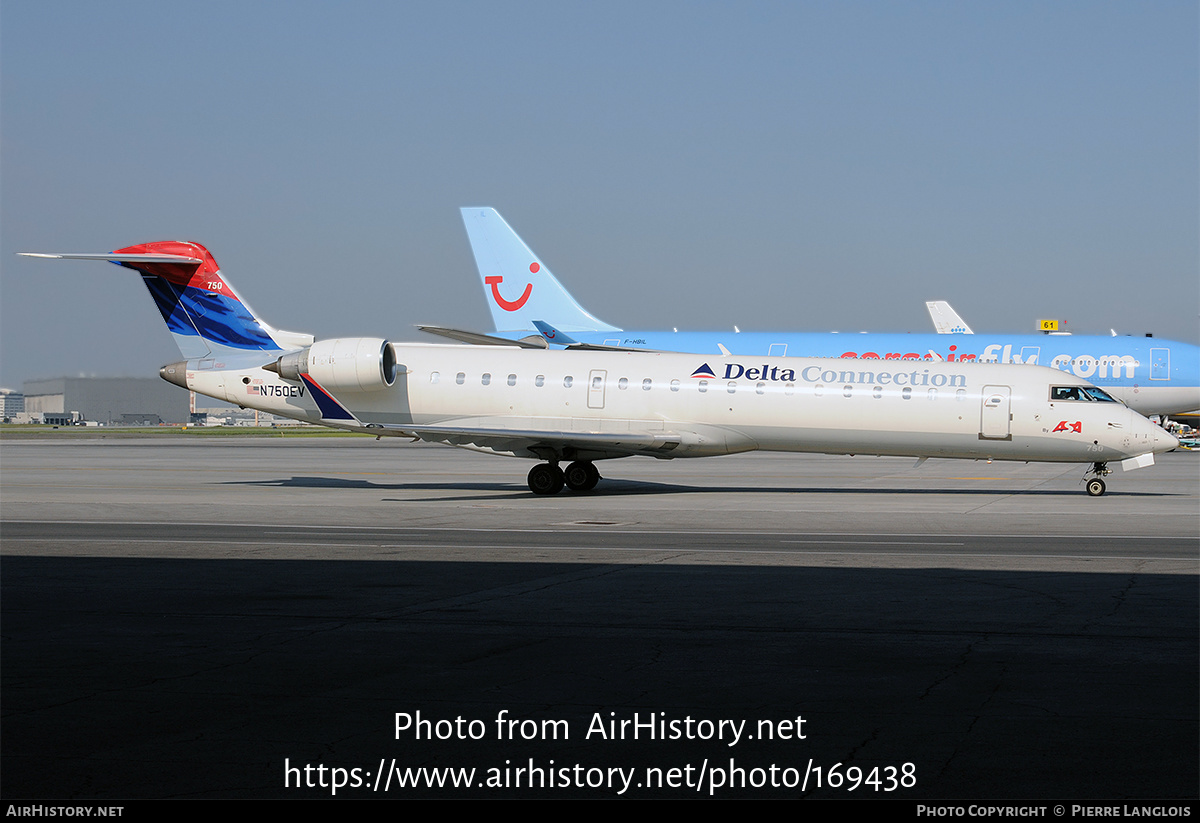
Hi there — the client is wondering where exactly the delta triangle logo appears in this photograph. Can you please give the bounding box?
[691,363,716,379]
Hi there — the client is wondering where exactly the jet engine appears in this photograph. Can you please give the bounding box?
[269,338,397,392]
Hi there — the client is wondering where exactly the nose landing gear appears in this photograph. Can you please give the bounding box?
[527,461,601,495]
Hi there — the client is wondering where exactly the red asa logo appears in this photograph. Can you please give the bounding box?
[485,262,538,311]
[1053,421,1082,433]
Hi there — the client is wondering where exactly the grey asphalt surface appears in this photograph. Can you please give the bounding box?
[2,437,1197,798]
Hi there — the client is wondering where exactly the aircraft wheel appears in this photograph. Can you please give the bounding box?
[528,463,565,495]
[1085,478,1106,497]
[564,461,601,491]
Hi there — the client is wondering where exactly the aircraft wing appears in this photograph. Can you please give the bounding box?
[416,325,548,348]
[418,323,652,353]
[563,342,662,352]
[378,420,682,460]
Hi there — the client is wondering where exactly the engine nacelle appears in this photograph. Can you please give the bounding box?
[272,338,397,392]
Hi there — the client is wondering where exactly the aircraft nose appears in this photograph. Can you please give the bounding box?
[1153,425,1180,453]
[1129,408,1179,454]
[1114,408,1178,457]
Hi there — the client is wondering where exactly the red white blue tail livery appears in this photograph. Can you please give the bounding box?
[20,242,313,359]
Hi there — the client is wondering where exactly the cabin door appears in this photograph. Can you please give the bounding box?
[587,369,607,409]
[1150,348,1170,380]
[979,385,1012,440]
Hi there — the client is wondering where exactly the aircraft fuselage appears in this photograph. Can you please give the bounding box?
[509,331,1199,417]
[178,344,1173,467]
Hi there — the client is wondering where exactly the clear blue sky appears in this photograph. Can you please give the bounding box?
[3,0,1196,387]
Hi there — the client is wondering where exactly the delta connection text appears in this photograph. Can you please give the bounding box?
[708,362,968,388]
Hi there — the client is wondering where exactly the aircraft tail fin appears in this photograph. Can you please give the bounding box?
[20,242,312,360]
[926,300,974,334]
[460,207,620,334]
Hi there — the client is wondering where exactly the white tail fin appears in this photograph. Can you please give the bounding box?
[926,300,974,334]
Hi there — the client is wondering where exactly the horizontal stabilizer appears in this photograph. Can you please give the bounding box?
[19,252,204,264]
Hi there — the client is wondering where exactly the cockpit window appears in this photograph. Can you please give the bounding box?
[1051,385,1119,403]
[1081,386,1117,402]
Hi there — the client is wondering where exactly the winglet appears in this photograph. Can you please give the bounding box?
[532,320,580,346]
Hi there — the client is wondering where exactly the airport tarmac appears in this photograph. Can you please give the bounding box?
[2,437,1197,798]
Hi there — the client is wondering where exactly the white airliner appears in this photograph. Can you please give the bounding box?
[22,242,1176,496]
[450,208,1200,417]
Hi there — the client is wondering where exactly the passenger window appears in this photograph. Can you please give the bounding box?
[507,374,517,387]
[756,382,765,395]
[670,380,680,392]
[593,376,603,389]
[430,371,440,384]
[481,373,491,386]
[927,388,937,401]
[873,386,882,399]
[843,385,852,398]
[814,384,824,397]
[727,382,737,394]
[456,372,465,385]
[902,387,912,400]
[698,380,708,393]
[535,375,545,387]
[784,382,794,396]
[563,376,573,388]
[956,389,967,401]
[618,377,628,390]
[642,378,652,391]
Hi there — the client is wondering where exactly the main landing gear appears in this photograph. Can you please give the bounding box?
[1084,462,1111,497]
[527,461,601,495]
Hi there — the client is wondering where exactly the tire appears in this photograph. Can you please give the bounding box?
[1085,478,1106,497]
[564,461,600,492]
[528,463,565,495]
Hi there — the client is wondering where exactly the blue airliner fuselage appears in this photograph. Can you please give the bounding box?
[459,208,1199,417]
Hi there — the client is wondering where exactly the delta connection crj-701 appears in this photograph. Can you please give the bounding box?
[22,238,1177,496]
